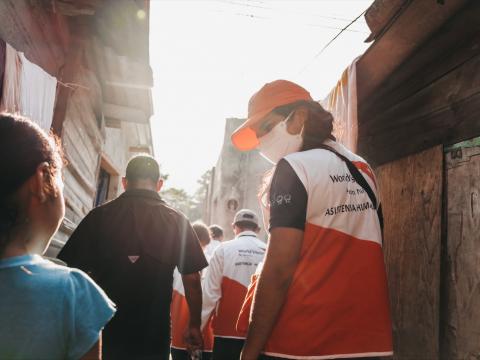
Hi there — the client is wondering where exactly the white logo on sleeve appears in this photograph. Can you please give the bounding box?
[272,194,292,206]
[128,255,140,264]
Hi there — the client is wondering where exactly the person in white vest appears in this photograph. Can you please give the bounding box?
[209,225,224,242]
[205,225,223,259]
[202,209,266,360]
[171,222,214,360]
[232,80,393,360]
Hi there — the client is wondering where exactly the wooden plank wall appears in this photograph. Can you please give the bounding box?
[47,64,104,257]
[442,141,480,359]
[358,1,480,167]
[376,146,443,359]
[355,3,480,358]
[0,0,69,77]
[62,67,103,223]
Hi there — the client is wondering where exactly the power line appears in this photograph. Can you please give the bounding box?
[201,5,368,34]
[298,8,368,75]
[201,6,270,19]
[307,23,368,34]
[213,0,269,10]
[214,0,365,24]
[234,11,269,19]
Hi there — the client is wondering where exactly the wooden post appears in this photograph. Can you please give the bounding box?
[51,19,87,136]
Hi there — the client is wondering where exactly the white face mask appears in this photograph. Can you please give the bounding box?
[257,115,303,164]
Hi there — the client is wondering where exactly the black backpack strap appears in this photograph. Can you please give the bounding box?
[318,145,384,231]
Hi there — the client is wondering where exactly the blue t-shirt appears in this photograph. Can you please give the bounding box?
[0,254,116,360]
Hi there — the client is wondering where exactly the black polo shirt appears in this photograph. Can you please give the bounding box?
[58,189,208,359]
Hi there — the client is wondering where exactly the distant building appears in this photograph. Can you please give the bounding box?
[0,0,154,256]
[204,118,272,241]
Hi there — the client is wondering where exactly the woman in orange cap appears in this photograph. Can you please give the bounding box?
[232,80,393,360]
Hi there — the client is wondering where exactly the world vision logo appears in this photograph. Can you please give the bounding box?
[128,256,140,264]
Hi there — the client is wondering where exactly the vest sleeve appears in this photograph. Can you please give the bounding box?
[201,246,224,329]
[269,159,308,231]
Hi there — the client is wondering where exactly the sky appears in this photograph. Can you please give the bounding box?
[149,0,373,194]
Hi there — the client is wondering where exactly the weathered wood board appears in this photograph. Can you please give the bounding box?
[358,2,480,167]
[359,49,480,166]
[443,138,480,359]
[376,145,443,359]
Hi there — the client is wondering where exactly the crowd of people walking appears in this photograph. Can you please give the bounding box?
[0,80,393,360]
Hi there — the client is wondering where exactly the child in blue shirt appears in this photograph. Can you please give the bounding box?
[0,114,116,360]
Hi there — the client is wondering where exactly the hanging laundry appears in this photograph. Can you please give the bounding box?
[0,43,57,131]
[0,43,22,115]
[322,57,359,152]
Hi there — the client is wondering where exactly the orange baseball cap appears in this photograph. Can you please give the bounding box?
[231,80,313,151]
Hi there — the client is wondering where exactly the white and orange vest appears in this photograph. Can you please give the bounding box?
[204,239,221,260]
[201,231,266,339]
[171,256,214,352]
[239,140,393,359]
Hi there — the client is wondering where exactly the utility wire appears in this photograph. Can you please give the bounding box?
[214,0,269,10]
[298,8,368,74]
[214,0,365,24]
[234,11,269,19]
[202,5,367,33]
[307,23,367,34]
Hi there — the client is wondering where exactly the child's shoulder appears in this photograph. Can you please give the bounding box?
[30,257,94,289]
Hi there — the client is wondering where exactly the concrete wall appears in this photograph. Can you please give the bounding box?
[102,121,154,198]
[205,118,272,241]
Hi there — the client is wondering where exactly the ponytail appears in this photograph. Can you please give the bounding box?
[270,100,334,151]
[258,101,335,205]
[300,101,334,151]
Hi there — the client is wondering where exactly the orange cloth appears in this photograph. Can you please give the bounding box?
[235,273,259,336]
[170,289,214,352]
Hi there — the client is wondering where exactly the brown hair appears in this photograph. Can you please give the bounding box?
[209,224,223,239]
[0,113,63,253]
[272,100,335,150]
[259,101,335,202]
[192,221,211,247]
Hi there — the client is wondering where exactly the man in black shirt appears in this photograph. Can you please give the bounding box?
[58,155,208,360]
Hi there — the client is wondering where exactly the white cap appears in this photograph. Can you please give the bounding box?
[233,209,260,227]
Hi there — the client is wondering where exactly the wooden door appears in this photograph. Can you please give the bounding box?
[442,137,480,359]
[376,146,443,359]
